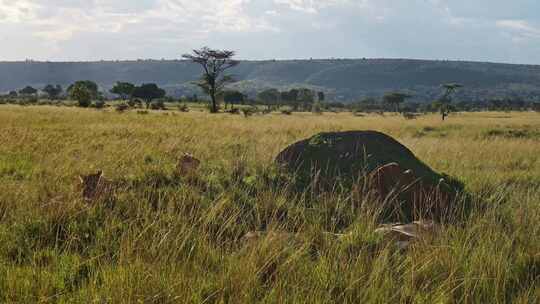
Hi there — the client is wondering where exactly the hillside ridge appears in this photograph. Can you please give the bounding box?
[2,58,540,101]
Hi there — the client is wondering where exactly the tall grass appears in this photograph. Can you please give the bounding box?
[0,105,538,303]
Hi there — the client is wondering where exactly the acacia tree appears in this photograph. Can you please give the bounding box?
[222,90,244,110]
[19,86,38,96]
[383,92,412,113]
[297,88,315,111]
[438,83,463,121]
[43,84,62,99]
[69,83,92,107]
[182,47,239,113]
[132,83,166,109]
[281,89,300,110]
[317,91,325,103]
[257,88,281,110]
[68,81,99,99]
[110,82,135,100]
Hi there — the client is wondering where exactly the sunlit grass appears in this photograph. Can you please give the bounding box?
[0,105,538,302]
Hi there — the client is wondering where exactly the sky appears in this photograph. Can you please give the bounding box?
[1,0,540,64]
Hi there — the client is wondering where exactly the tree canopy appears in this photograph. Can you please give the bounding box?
[257,88,280,108]
[222,90,245,108]
[43,84,62,99]
[132,83,166,108]
[67,81,99,99]
[19,86,37,95]
[110,82,135,100]
[383,92,412,112]
[69,83,92,107]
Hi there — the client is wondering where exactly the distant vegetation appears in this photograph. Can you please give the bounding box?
[2,49,540,119]
[2,58,540,103]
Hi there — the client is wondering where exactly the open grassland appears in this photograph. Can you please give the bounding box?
[0,105,539,303]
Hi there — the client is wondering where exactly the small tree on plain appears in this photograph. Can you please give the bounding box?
[69,83,92,107]
[182,47,239,113]
[67,81,99,100]
[438,83,463,121]
[43,84,62,99]
[132,84,166,109]
[110,82,135,100]
[383,92,412,113]
[257,88,280,110]
[317,91,325,103]
[297,88,315,111]
[222,90,244,110]
[19,86,38,96]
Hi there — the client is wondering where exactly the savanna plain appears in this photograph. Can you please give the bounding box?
[0,105,539,303]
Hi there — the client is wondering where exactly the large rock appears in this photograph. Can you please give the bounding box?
[276,131,442,184]
[276,131,460,221]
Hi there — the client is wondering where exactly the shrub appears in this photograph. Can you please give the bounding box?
[227,108,240,115]
[115,103,129,112]
[94,100,106,109]
[178,104,189,112]
[136,110,149,115]
[281,110,292,115]
[242,108,255,117]
[128,99,142,108]
[402,112,417,120]
[312,101,323,115]
[352,110,364,117]
[150,100,166,110]
[37,100,53,106]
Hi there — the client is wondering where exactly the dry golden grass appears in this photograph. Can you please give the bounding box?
[0,105,538,303]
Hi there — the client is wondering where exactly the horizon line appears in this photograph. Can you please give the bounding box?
[0,57,537,66]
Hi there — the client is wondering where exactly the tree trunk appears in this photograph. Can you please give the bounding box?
[210,93,218,113]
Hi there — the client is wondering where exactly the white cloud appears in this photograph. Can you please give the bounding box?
[0,0,540,63]
[496,20,540,37]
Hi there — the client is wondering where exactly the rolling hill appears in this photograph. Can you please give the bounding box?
[1,59,540,102]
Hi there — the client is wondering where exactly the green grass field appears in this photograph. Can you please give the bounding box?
[0,105,538,303]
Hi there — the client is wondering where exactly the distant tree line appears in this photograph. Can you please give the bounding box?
[2,80,540,116]
[2,47,540,117]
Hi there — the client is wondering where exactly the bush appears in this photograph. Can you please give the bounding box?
[94,100,106,109]
[37,100,53,106]
[227,108,240,115]
[311,101,323,115]
[127,99,142,108]
[178,104,189,112]
[402,112,417,120]
[150,100,166,110]
[281,110,292,115]
[242,107,256,117]
[136,110,149,115]
[115,103,129,112]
